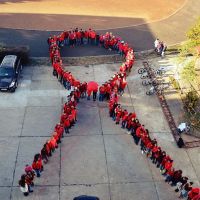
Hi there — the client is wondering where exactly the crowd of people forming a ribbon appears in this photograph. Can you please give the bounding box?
[18,28,200,200]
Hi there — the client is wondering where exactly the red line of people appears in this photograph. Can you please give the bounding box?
[19,28,200,200]
[99,41,200,200]
[18,95,80,196]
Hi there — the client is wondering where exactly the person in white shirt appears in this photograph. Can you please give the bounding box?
[154,38,160,51]
[19,174,29,196]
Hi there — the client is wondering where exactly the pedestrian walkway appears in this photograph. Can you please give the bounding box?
[0,61,199,199]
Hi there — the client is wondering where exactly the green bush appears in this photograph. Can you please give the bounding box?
[184,90,199,110]
[169,76,181,90]
[181,60,197,82]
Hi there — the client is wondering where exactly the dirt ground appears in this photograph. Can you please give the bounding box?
[0,0,186,21]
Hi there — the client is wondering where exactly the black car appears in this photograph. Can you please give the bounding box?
[73,195,100,200]
[0,55,22,92]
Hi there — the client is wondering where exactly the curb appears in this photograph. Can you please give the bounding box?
[29,49,158,66]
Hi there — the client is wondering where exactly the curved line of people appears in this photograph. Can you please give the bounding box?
[18,29,134,197]
[19,29,200,200]
[47,27,130,54]
[99,49,199,200]
[18,95,80,196]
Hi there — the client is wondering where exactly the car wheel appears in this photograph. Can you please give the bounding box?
[15,81,18,88]
[10,82,18,93]
[10,87,16,93]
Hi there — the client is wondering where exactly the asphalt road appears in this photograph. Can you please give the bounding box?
[0,27,154,57]
[0,0,199,57]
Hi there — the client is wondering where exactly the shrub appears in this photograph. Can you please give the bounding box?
[184,90,199,111]
[181,59,197,82]
[169,76,181,90]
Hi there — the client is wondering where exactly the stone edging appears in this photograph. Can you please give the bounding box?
[29,50,157,66]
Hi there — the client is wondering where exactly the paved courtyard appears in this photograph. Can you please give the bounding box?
[0,58,200,200]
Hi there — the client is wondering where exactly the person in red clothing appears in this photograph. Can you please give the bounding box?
[76,30,82,45]
[32,154,43,177]
[121,109,128,128]
[163,159,173,175]
[69,31,74,47]
[165,167,175,183]
[69,112,75,127]
[119,76,127,95]
[25,169,35,193]
[138,128,148,150]
[191,193,200,200]
[118,41,124,55]
[159,154,168,170]
[134,125,145,145]
[90,30,96,45]
[93,88,98,101]
[82,82,87,97]
[53,131,61,144]
[104,83,111,100]
[188,188,200,200]
[71,107,77,122]
[115,108,122,124]
[47,138,55,154]
[55,123,64,139]
[60,112,68,124]
[63,117,70,134]
[87,88,92,100]
[84,30,89,44]
[63,71,70,89]
[63,30,69,45]
[152,146,162,164]
[50,136,58,150]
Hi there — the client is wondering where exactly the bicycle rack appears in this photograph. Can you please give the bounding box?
[142,61,200,148]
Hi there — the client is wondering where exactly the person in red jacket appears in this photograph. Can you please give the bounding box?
[55,123,64,139]
[188,188,200,200]
[119,76,127,95]
[50,136,58,150]
[134,125,145,145]
[63,116,70,134]
[165,167,175,183]
[76,30,82,45]
[84,30,89,44]
[87,89,92,100]
[25,169,35,192]
[32,154,43,177]
[99,85,105,101]
[115,108,122,124]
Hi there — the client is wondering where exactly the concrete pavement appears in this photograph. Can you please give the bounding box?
[0,59,199,199]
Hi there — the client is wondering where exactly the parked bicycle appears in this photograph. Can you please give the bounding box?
[155,67,166,76]
[138,66,166,79]
[142,78,164,86]
[146,83,170,95]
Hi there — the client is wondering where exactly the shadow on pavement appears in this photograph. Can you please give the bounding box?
[0,16,155,57]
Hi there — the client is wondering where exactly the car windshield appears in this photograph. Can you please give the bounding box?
[0,67,14,77]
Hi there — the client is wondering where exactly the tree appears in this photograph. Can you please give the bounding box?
[187,17,200,44]
[180,17,200,56]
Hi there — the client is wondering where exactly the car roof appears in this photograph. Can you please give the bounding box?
[0,55,18,68]
[73,196,100,200]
